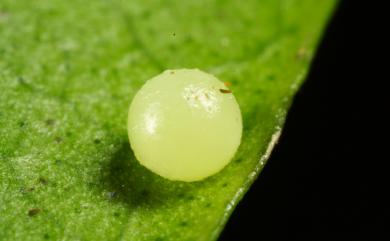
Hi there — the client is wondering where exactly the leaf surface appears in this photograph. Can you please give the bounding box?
[0,1,335,240]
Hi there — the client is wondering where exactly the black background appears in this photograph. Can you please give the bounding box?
[220,1,388,240]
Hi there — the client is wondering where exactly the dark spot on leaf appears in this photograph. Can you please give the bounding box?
[113,212,120,217]
[66,131,72,137]
[28,208,41,217]
[219,89,232,94]
[43,234,50,239]
[55,159,62,165]
[186,195,195,201]
[267,75,275,81]
[94,138,101,144]
[287,25,298,34]
[222,182,228,188]
[205,202,212,208]
[172,32,176,37]
[45,119,55,126]
[235,158,242,163]
[177,193,185,199]
[141,10,151,18]
[179,221,188,227]
[18,121,26,127]
[20,187,35,194]
[90,67,98,74]
[54,136,63,143]
[155,237,165,241]
[170,70,175,74]
[17,76,26,85]
[38,177,48,185]
[224,81,231,87]
[141,190,149,197]
[88,182,97,188]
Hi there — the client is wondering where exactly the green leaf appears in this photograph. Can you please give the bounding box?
[0,0,335,240]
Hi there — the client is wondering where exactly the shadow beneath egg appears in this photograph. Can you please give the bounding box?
[97,136,197,210]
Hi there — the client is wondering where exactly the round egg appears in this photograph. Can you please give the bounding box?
[128,69,242,182]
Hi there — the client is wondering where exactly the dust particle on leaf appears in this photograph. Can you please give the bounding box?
[219,89,232,94]
[28,208,41,217]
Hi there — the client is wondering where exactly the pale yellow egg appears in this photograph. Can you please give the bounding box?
[128,69,242,182]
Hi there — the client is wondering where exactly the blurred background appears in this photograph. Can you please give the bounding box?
[220,0,388,240]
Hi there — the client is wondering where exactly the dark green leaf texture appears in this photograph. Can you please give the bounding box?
[0,1,335,240]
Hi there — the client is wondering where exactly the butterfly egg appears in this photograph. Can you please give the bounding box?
[128,69,242,182]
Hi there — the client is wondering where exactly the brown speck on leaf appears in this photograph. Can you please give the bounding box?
[224,82,231,87]
[205,93,210,99]
[170,70,175,74]
[219,89,232,94]
[28,208,41,217]
[296,47,308,60]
